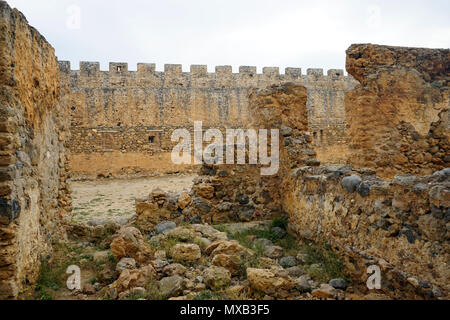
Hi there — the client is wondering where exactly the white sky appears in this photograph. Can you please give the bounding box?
[6,0,450,73]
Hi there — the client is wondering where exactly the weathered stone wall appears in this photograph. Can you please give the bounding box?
[60,61,356,178]
[345,44,449,179]
[0,1,71,299]
[134,84,316,230]
[287,166,449,299]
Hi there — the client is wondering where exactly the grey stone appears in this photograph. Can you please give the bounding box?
[357,181,371,197]
[217,202,232,212]
[280,125,293,137]
[116,257,136,272]
[237,194,249,205]
[153,258,169,272]
[280,256,297,268]
[341,175,362,193]
[413,183,428,192]
[295,275,312,293]
[264,245,284,259]
[193,197,211,213]
[159,275,184,298]
[271,227,287,238]
[238,205,254,222]
[329,278,347,290]
[286,266,304,277]
[392,175,418,187]
[155,221,176,235]
[399,228,416,244]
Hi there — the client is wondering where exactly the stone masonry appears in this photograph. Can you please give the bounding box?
[0,1,71,298]
[60,60,356,179]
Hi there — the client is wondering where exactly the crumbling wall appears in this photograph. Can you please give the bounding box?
[288,166,449,299]
[0,1,71,299]
[135,84,316,231]
[60,61,356,179]
[345,44,449,179]
[282,44,449,299]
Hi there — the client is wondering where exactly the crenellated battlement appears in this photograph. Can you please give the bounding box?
[58,60,354,87]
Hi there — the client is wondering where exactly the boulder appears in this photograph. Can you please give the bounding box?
[159,275,184,298]
[206,240,247,257]
[212,253,242,275]
[170,244,201,262]
[110,227,154,264]
[203,266,231,291]
[329,278,347,290]
[246,268,294,298]
[163,263,187,276]
[280,256,297,268]
[109,265,157,296]
[155,221,176,235]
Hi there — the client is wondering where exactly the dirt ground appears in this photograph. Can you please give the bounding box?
[70,174,196,224]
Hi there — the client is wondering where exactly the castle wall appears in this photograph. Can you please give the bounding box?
[0,1,71,299]
[60,61,357,178]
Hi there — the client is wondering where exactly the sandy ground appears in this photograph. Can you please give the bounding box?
[71,174,196,224]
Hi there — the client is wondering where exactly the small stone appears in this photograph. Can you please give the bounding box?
[93,282,102,291]
[329,278,347,290]
[280,125,293,137]
[286,266,304,277]
[163,263,187,276]
[203,266,231,290]
[341,175,362,193]
[295,275,311,293]
[170,244,201,262]
[116,257,136,272]
[130,287,146,296]
[152,258,169,272]
[280,256,297,268]
[177,192,191,209]
[312,283,337,299]
[264,245,284,259]
[271,227,287,238]
[155,221,176,235]
[159,275,184,298]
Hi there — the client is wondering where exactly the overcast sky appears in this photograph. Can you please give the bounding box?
[6,0,450,73]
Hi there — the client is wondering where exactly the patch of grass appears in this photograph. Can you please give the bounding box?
[302,241,347,282]
[271,216,288,230]
[193,290,223,300]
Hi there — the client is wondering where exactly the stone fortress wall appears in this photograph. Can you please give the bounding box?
[59,61,357,178]
[0,1,71,298]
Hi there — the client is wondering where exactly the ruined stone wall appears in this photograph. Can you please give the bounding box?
[345,44,449,179]
[282,45,449,299]
[287,166,449,299]
[0,1,71,299]
[60,61,356,178]
[134,84,316,230]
